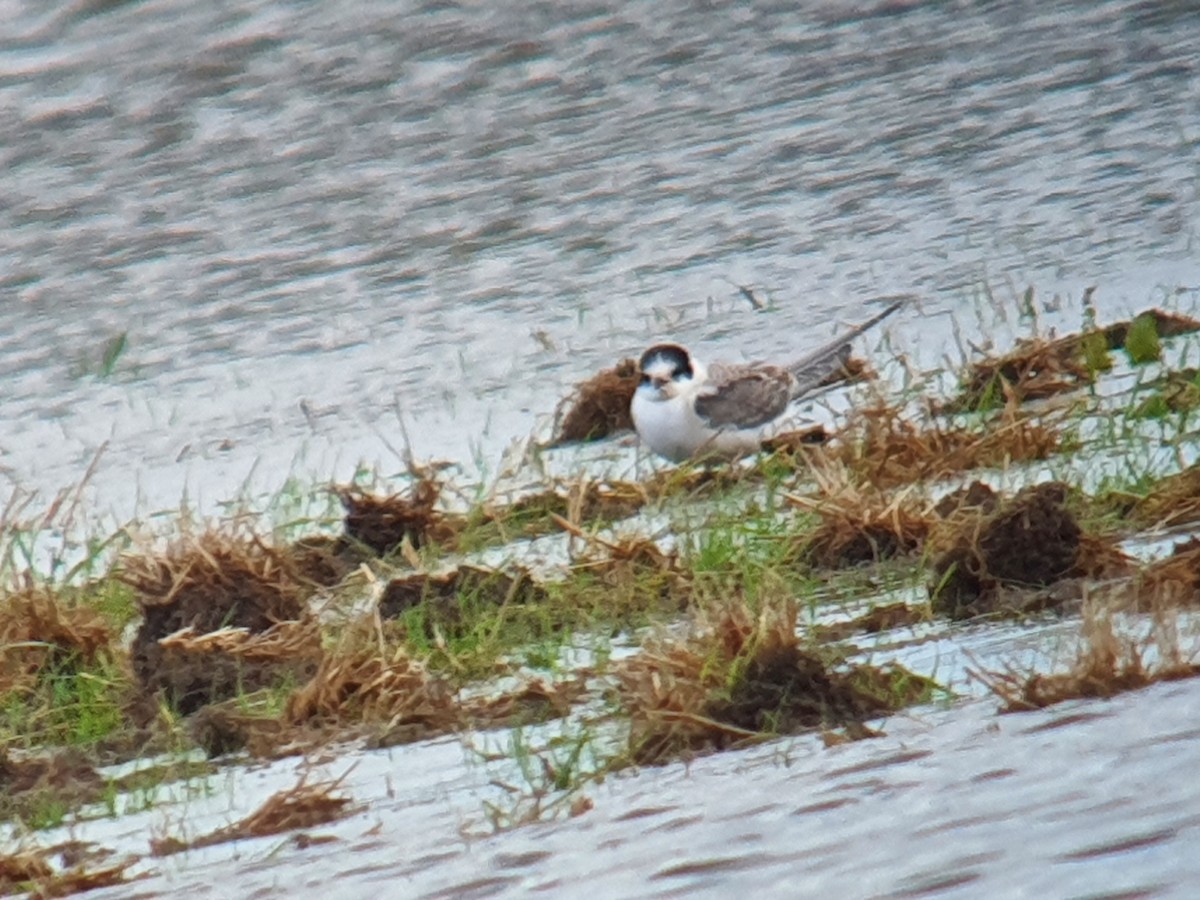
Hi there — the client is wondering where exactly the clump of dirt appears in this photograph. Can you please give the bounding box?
[617,600,936,765]
[933,481,999,518]
[378,565,548,635]
[826,401,1063,489]
[124,532,319,716]
[152,774,357,857]
[285,644,459,740]
[0,589,113,692]
[551,358,641,445]
[792,476,933,569]
[462,480,646,546]
[929,482,1130,619]
[285,535,369,588]
[814,602,930,642]
[972,601,1200,711]
[463,677,589,728]
[0,749,105,825]
[1133,538,1200,609]
[946,308,1200,412]
[759,425,830,456]
[338,480,459,556]
[1120,463,1200,530]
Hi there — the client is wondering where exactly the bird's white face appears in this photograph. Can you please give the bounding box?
[636,344,696,402]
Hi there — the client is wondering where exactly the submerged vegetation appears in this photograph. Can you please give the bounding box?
[5,295,1200,891]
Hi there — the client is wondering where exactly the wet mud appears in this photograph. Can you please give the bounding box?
[929,483,1129,619]
[552,358,641,445]
[124,533,320,715]
[618,602,934,765]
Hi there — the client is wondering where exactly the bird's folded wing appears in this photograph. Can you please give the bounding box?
[786,300,903,398]
[695,365,795,430]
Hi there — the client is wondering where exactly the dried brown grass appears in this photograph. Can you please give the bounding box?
[0,589,113,693]
[971,600,1200,711]
[1122,463,1200,530]
[1131,538,1200,609]
[474,480,646,538]
[151,774,356,857]
[0,848,134,899]
[123,529,317,715]
[285,642,459,739]
[823,401,1062,489]
[814,602,930,642]
[946,308,1200,413]
[616,599,934,765]
[551,358,640,444]
[0,750,105,824]
[462,677,589,728]
[788,467,934,569]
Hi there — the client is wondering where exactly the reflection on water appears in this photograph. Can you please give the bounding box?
[1,0,1198,516]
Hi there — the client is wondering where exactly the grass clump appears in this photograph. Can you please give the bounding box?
[0,587,132,751]
[0,845,134,898]
[946,307,1200,412]
[285,640,458,739]
[788,468,933,569]
[826,401,1065,489]
[972,601,1200,710]
[616,598,937,765]
[928,482,1131,620]
[151,772,357,857]
[123,529,320,716]
[551,358,640,444]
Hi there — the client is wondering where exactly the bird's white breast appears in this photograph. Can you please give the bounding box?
[631,383,765,462]
[631,386,707,462]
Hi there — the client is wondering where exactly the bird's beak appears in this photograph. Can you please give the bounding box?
[651,376,670,391]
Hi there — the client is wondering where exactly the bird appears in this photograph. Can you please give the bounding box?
[630,301,902,462]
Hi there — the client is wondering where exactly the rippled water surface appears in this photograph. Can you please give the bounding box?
[2,0,1199,516]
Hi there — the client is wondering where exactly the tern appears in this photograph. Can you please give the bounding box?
[630,301,902,462]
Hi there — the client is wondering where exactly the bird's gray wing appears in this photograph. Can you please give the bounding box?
[694,364,795,430]
[786,300,903,398]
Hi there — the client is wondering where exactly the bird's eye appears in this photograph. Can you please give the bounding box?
[639,373,651,385]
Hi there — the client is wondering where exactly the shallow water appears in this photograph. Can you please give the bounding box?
[24,629,1200,899]
[2,0,1199,520]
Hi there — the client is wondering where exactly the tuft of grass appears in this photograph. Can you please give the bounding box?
[970,601,1200,710]
[151,771,357,856]
[1123,312,1162,364]
[615,597,938,765]
[477,726,604,832]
